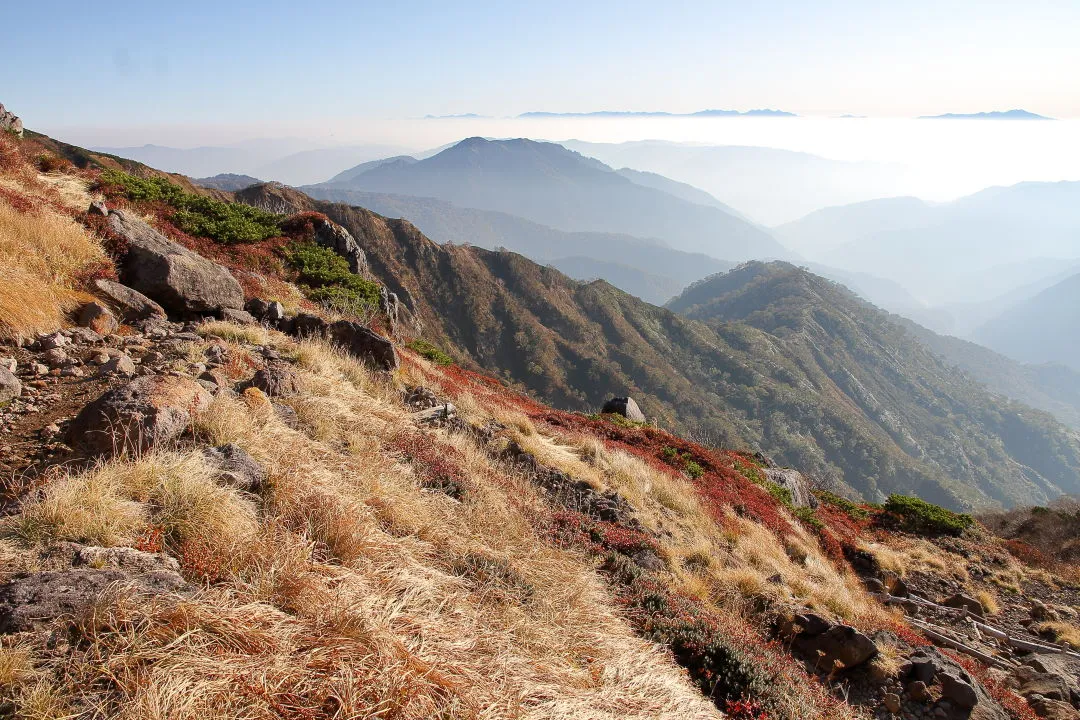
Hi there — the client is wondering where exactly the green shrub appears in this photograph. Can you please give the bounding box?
[884,494,974,536]
[684,460,705,479]
[817,490,869,519]
[767,482,794,508]
[406,339,454,366]
[285,243,381,316]
[794,506,823,529]
[98,169,280,244]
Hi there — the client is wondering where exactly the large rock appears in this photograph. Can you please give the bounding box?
[794,622,878,671]
[0,366,20,404]
[109,209,243,315]
[313,218,368,275]
[0,103,22,138]
[765,467,817,508]
[601,396,646,422]
[67,375,212,457]
[93,278,167,322]
[327,320,398,371]
[1024,655,1080,705]
[0,567,188,633]
[1011,665,1071,703]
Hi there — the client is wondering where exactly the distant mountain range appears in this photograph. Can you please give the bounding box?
[308,137,788,261]
[560,140,912,225]
[900,317,1080,429]
[775,181,1080,310]
[917,109,1053,120]
[92,142,416,186]
[518,109,796,118]
[972,272,1080,372]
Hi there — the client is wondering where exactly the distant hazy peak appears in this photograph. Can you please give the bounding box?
[917,109,1054,120]
[517,108,797,118]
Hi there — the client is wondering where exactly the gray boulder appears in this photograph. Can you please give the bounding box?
[68,375,212,457]
[97,353,137,377]
[220,308,256,325]
[0,567,188,633]
[601,396,646,422]
[327,320,398,371]
[793,621,878,671]
[202,443,266,493]
[109,209,243,315]
[0,366,20,404]
[94,278,167,322]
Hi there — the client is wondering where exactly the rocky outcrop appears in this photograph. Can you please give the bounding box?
[94,278,167,322]
[900,648,1010,720]
[764,467,817,508]
[327,320,398,371]
[601,396,646,422]
[0,103,22,138]
[313,217,368,275]
[783,613,878,671]
[250,362,303,397]
[108,209,244,315]
[68,375,212,457]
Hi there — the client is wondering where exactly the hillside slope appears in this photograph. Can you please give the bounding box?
[245,186,1080,509]
[310,137,787,261]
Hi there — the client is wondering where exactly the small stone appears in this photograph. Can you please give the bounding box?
[142,351,165,365]
[939,672,978,709]
[39,332,69,350]
[78,301,119,336]
[98,354,137,377]
[42,348,67,367]
[883,693,901,714]
[600,396,646,422]
[31,363,48,376]
[0,357,15,373]
[60,366,84,378]
[907,680,930,702]
[0,366,21,404]
[266,301,285,321]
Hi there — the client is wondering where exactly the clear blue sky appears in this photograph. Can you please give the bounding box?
[3,0,1078,131]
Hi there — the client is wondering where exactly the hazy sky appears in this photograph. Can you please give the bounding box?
[3,0,1079,139]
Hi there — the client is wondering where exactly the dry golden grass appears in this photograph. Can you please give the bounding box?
[0,196,105,341]
[1037,621,1080,649]
[977,590,1000,616]
[4,330,722,719]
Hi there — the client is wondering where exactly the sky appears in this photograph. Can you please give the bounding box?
[2,0,1079,142]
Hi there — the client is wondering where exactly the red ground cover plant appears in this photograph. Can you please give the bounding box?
[389,430,472,499]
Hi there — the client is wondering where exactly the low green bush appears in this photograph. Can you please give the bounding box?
[817,490,869,519]
[99,169,280,244]
[406,339,454,366]
[884,494,974,536]
[286,243,381,316]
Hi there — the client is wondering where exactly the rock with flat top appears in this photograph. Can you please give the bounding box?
[601,396,646,422]
[0,567,188,633]
[68,375,212,457]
